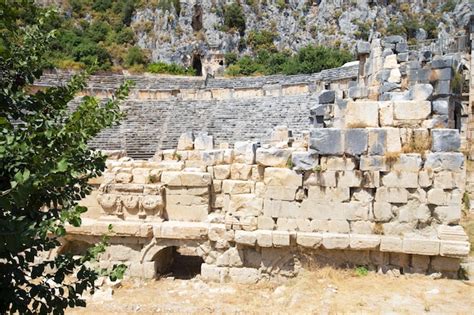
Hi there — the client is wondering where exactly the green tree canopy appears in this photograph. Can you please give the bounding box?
[0,1,130,313]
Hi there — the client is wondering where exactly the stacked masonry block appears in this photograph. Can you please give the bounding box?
[87,125,470,281]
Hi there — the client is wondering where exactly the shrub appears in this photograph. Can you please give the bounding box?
[355,266,369,277]
[246,30,277,52]
[441,0,456,13]
[147,62,196,75]
[225,45,353,76]
[116,27,136,44]
[125,46,148,67]
[224,52,238,65]
[72,41,112,70]
[92,0,113,12]
[223,2,246,35]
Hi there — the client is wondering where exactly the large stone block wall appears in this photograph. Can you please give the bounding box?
[64,122,470,282]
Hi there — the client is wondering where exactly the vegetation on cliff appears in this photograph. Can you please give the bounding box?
[225,45,353,77]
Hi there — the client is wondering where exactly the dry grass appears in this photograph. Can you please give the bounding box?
[402,133,432,155]
[384,151,401,165]
[68,265,474,314]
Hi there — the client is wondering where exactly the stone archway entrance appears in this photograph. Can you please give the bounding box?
[151,246,204,279]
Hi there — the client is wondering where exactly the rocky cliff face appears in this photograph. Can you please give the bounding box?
[131,0,471,66]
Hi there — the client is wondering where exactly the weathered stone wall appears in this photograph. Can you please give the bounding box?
[58,35,472,282]
[66,122,469,282]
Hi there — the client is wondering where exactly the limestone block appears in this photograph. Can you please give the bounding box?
[360,156,389,171]
[162,149,177,161]
[385,128,402,153]
[201,263,226,282]
[166,194,208,207]
[291,151,319,171]
[375,187,408,203]
[381,171,418,188]
[336,171,362,187]
[388,68,401,83]
[310,219,329,232]
[327,220,350,233]
[264,167,301,187]
[256,230,273,247]
[234,141,258,164]
[308,186,350,202]
[132,168,150,184]
[296,218,312,232]
[373,202,393,222]
[201,150,225,166]
[272,231,291,247]
[256,148,292,167]
[402,238,439,255]
[177,132,194,150]
[433,171,456,189]
[166,204,208,222]
[229,194,263,215]
[194,132,213,150]
[439,241,470,257]
[161,171,211,187]
[383,54,398,69]
[255,182,265,197]
[218,248,244,267]
[213,165,231,180]
[447,189,462,206]
[393,101,431,120]
[166,186,209,196]
[342,202,370,221]
[234,231,257,246]
[437,225,469,241]
[350,234,381,249]
[431,256,460,273]
[159,221,209,239]
[432,99,449,115]
[398,201,430,224]
[345,101,379,128]
[434,206,461,224]
[379,101,394,126]
[380,236,403,252]
[361,171,381,188]
[317,89,335,104]
[264,185,297,201]
[344,129,368,156]
[350,221,374,234]
[320,156,357,171]
[230,163,252,180]
[425,153,464,172]
[251,165,264,181]
[427,189,448,205]
[273,217,296,231]
[312,171,337,187]
[392,154,422,171]
[222,180,254,194]
[368,128,387,155]
[296,232,323,248]
[208,224,226,242]
[228,267,259,284]
[418,170,432,187]
[322,233,350,249]
[410,83,433,101]
[155,161,185,171]
[116,172,133,183]
[431,129,461,152]
[309,128,343,155]
[270,125,289,143]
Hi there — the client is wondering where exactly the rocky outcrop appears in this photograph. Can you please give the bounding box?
[131,0,471,65]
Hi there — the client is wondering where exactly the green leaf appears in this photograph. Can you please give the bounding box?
[56,158,69,172]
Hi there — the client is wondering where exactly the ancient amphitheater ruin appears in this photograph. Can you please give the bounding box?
[37,35,474,283]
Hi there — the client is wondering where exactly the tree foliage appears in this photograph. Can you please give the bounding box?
[0,1,131,313]
[223,2,246,35]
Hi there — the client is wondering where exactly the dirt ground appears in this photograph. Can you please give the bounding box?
[68,266,474,315]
